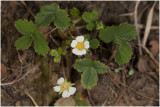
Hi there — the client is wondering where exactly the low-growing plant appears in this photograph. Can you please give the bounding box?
[14,3,136,105]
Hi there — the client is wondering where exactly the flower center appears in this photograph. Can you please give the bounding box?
[61,83,69,90]
[76,42,84,50]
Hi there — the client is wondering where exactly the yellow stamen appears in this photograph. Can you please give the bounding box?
[61,83,69,90]
[76,42,84,50]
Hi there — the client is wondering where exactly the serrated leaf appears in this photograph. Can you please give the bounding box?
[33,31,50,55]
[58,47,63,55]
[54,10,70,29]
[86,22,95,31]
[75,94,91,106]
[89,39,100,49]
[74,58,92,72]
[82,10,98,23]
[54,54,61,63]
[70,7,80,16]
[81,67,98,89]
[83,34,90,40]
[99,26,118,43]
[118,23,137,41]
[50,49,58,56]
[15,19,37,35]
[35,3,59,28]
[15,35,33,50]
[74,58,108,89]
[114,37,132,65]
[92,61,108,74]
[96,21,104,30]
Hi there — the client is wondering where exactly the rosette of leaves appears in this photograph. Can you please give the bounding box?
[50,47,66,63]
[74,58,108,89]
[15,19,50,55]
[82,10,99,31]
[35,3,70,29]
[98,23,137,65]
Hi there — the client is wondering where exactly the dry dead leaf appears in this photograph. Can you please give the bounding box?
[149,40,159,56]
[54,96,76,106]
[1,64,7,80]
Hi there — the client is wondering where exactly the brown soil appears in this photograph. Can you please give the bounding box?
[1,1,159,106]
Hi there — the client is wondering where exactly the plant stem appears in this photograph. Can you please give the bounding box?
[109,44,119,63]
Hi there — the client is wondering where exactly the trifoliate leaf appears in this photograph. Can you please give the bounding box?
[114,37,132,65]
[118,23,137,41]
[15,19,37,35]
[89,39,100,49]
[81,67,98,89]
[99,26,118,43]
[54,54,61,63]
[82,10,98,23]
[86,22,95,31]
[83,34,90,40]
[15,35,33,50]
[75,94,91,106]
[33,31,50,55]
[35,3,59,28]
[74,58,92,72]
[54,10,70,29]
[92,61,108,74]
[70,7,80,16]
[74,58,108,89]
[58,47,63,55]
[50,49,58,56]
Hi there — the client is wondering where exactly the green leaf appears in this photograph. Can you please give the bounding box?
[74,58,92,72]
[99,26,118,43]
[83,34,90,40]
[86,22,95,31]
[50,49,58,56]
[114,37,132,65]
[128,69,134,77]
[96,21,104,30]
[82,10,98,23]
[54,10,70,29]
[54,54,61,63]
[118,23,137,41]
[74,58,108,89]
[70,7,80,16]
[58,47,63,55]
[89,39,100,49]
[15,35,33,50]
[33,31,50,55]
[15,19,37,35]
[35,3,59,28]
[75,94,90,106]
[92,61,108,74]
[81,67,98,89]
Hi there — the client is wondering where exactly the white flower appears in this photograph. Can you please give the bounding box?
[53,86,61,92]
[57,77,64,84]
[71,36,90,55]
[53,77,76,98]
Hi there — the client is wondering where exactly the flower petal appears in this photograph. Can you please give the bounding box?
[69,87,76,95]
[53,86,61,92]
[71,40,78,48]
[57,77,64,84]
[62,91,70,98]
[77,50,83,55]
[81,49,86,55]
[76,36,84,42]
[72,48,78,55]
[84,41,90,49]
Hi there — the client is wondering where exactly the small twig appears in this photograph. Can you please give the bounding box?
[62,56,66,78]
[109,44,119,63]
[138,24,159,30]
[25,91,38,106]
[21,1,35,18]
[142,1,157,46]
[134,1,142,55]
[119,12,134,16]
